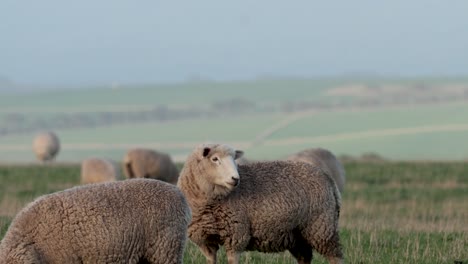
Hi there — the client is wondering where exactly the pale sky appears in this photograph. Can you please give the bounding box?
[1,0,467,86]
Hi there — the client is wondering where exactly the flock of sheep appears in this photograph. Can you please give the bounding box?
[0,131,346,264]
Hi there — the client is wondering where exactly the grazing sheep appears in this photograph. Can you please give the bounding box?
[177,143,343,264]
[80,157,121,184]
[287,148,346,193]
[123,148,179,184]
[0,179,191,264]
[32,131,60,162]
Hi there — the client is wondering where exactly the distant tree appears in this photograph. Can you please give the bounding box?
[360,152,386,162]
[211,97,255,113]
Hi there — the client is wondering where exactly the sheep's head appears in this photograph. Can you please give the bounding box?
[196,143,244,193]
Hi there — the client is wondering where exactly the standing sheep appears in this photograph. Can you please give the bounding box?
[177,143,343,264]
[80,157,121,184]
[0,179,191,264]
[123,148,179,184]
[287,148,346,193]
[32,131,60,162]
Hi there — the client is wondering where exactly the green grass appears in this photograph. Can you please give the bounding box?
[249,129,468,161]
[0,164,80,202]
[0,113,287,163]
[0,79,335,111]
[0,114,285,145]
[270,103,468,140]
[1,161,467,263]
[0,164,80,238]
[2,76,467,112]
[3,102,468,162]
[2,78,468,163]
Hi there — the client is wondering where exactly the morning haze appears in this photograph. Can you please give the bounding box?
[0,0,467,88]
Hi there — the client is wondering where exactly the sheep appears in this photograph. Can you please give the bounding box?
[286,148,346,193]
[32,131,60,162]
[0,179,191,264]
[123,148,179,184]
[177,143,343,264]
[80,157,121,184]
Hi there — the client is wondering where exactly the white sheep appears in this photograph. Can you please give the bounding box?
[0,179,191,264]
[32,131,60,162]
[287,148,346,193]
[123,148,179,184]
[80,157,121,184]
[177,143,343,264]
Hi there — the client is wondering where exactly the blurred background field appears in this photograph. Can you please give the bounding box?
[1,78,468,163]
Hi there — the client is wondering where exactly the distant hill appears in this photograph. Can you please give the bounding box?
[0,76,50,93]
[0,75,15,92]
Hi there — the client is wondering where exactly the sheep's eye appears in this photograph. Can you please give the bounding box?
[211,157,219,162]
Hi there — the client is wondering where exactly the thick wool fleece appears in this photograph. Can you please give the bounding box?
[124,149,179,184]
[178,144,343,264]
[32,131,60,162]
[81,157,121,184]
[287,148,346,193]
[0,179,191,264]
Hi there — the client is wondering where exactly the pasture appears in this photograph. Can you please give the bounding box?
[2,77,468,163]
[0,161,466,263]
[1,102,468,162]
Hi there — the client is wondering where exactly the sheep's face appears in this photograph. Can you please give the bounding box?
[200,144,244,191]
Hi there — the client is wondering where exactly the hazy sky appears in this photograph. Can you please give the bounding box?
[1,0,468,86]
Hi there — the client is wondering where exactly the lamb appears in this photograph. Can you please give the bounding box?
[123,148,179,184]
[80,157,121,184]
[0,179,191,264]
[32,131,60,162]
[177,143,343,264]
[287,148,346,193]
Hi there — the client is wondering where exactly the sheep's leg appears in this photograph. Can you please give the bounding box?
[226,250,240,264]
[199,244,218,264]
[326,256,344,264]
[289,240,313,264]
[305,228,343,264]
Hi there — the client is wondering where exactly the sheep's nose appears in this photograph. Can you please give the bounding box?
[232,177,239,186]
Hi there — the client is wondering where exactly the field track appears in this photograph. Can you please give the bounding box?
[1,123,468,161]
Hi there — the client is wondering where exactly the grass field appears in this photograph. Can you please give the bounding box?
[1,161,467,263]
[2,77,468,111]
[2,102,468,162]
[269,103,468,140]
[0,79,339,111]
[2,77,468,163]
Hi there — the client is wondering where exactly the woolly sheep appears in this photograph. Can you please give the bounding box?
[80,157,121,184]
[177,143,343,264]
[0,179,191,264]
[287,148,346,193]
[32,131,60,162]
[123,148,179,184]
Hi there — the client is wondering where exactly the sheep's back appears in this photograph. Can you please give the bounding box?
[127,150,178,182]
[2,179,189,262]
[233,161,337,251]
[287,148,345,193]
[81,158,119,184]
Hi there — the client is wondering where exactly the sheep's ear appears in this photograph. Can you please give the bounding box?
[202,147,211,158]
[234,150,244,160]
